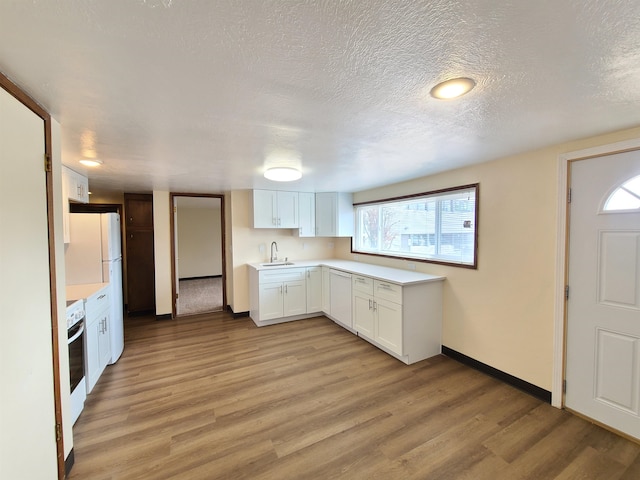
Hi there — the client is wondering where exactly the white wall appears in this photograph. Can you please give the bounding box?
[176,202,222,279]
[228,189,338,313]
[52,119,74,458]
[338,126,640,391]
[153,191,173,316]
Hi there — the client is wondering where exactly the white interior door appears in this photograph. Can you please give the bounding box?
[0,88,58,477]
[565,149,640,440]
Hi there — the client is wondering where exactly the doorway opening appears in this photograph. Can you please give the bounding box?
[170,193,226,317]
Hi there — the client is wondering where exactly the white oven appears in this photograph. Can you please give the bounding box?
[66,299,87,424]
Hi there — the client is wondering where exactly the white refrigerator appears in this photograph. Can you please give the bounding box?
[65,212,124,364]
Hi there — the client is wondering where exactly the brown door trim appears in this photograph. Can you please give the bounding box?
[170,193,227,318]
[0,71,65,479]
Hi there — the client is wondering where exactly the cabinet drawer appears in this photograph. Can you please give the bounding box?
[259,267,306,284]
[374,280,402,304]
[86,287,110,318]
[352,275,373,295]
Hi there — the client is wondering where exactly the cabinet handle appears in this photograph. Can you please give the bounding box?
[379,283,392,290]
[272,217,277,226]
[280,286,283,295]
[277,218,281,226]
[98,294,105,300]
[285,285,288,294]
[373,301,377,311]
[368,299,372,310]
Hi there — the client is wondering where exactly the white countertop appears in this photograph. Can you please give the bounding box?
[66,282,109,302]
[248,259,445,285]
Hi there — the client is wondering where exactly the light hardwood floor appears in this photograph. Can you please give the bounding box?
[68,312,640,479]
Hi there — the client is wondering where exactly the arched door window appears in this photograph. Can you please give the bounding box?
[603,175,640,212]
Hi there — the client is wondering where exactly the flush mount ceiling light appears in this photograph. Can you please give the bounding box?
[264,167,302,182]
[430,77,476,100]
[79,159,103,167]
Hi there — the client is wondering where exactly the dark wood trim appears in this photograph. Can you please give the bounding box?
[0,71,66,479]
[169,193,227,318]
[352,182,479,206]
[64,449,74,477]
[227,305,250,318]
[442,346,552,403]
[179,275,222,281]
[349,247,479,270]
[70,202,122,214]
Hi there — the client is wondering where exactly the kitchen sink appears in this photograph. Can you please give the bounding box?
[260,261,295,267]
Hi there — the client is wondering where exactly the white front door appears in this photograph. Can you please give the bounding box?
[565,149,640,439]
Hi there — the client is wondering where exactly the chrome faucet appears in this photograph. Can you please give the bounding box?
[270,241,278,263]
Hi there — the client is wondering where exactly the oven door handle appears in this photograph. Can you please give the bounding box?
[68,323,85,345]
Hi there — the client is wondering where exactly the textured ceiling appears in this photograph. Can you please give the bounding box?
[1,1,639,194]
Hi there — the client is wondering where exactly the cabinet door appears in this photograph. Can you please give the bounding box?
[126,229,156,313]
[322,267,331,314]
[306,267,322,313]
[329,270,352,328]
[259,282,284,320]
[98,313,111,371]
[277,191,299,228]
[353,292,375,338]
[125,193,154,229]
[85,319,101,393]
[375,298,403,355]
[315,192,337,237]
[74,172,89,203]
[62,177,71,243]
[283,280,306,316]
[298,192,315,237]
[253,190,277,228]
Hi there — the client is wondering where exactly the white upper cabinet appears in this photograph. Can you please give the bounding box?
[63,165,89,204]
[62,165,89,243]
[315,192,354,237]
[253,190,299,229]
[297,192,316,237]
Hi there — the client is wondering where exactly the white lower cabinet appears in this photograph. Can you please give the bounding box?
[352,274,442,364]
[250,267,307,323]
[353,276,403,350]
[306,267,322,313]
[258,279,306,320]
[85,286,111,393]
[329,269,352,329]
[321,266,331,314]
[249,262,444,364]
[373,297,403,355]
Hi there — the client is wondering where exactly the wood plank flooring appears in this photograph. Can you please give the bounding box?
[68,312,640,479]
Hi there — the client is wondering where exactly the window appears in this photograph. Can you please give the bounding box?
[603,175,640,212]
[353,184,478,268]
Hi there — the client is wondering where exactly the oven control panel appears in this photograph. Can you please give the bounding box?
[66,299,85,329]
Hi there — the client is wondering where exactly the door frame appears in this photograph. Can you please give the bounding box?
[553,138,640,408]
[0,72,65,478]
[169,193,226,318]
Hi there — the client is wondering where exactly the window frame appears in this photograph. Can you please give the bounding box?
[351,183,479,269]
